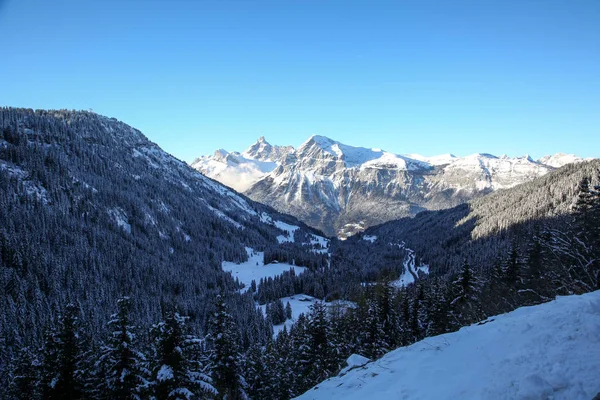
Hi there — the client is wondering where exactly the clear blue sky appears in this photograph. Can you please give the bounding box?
[0,0,598,161]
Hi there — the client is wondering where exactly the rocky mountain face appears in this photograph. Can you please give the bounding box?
[192,136,588,237]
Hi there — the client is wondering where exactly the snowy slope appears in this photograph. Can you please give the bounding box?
[190,149,277,192]
[296,290,600,400]
[537,153,588,168]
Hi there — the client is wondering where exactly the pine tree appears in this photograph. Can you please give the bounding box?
[449,259,482,326]
[503,246,522,288]
[574,173,600,263]
[289,313,311,394]
[41,303,86,400]
[8,346,40,400]
[208,295,247,400]
[95,297,148,400]
[272,328,294,399]
[150,312,215,400]
[359,298,388,359]
[40,325,60,400]
[242,343,267,400]
[425,279,450,336]
[306,301,337,381]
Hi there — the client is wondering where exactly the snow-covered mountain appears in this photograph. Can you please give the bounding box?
[296,290,600,400]
[192,136,589,236]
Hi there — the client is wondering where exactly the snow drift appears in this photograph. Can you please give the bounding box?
[296,290,600,400]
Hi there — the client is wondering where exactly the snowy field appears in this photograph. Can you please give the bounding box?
[261,294,355,336]
[222,247,306,291]
[296,290,600,400]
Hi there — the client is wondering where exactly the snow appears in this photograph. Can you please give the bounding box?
[339,354,371,375]
[404,153,458,166]
[274,220,300,243]
[261,294,356,336]
[345,354,370,369]
[191,150,277,192]
[362,235,377,243]
[443,153,553,190]
[308,234,330,253]
[389,243,429,286]
[222,247,306,291]
[298,135,429,171]
[296,290,600,400]
[204,203,243,229]
[157,364,174,381]
[108,208,131,234]
[537,153,588,168]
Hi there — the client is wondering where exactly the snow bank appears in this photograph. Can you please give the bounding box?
[296,290,600,400]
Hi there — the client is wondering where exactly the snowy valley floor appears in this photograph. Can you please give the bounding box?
[296,290,600,400]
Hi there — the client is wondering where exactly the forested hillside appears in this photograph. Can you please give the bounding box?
[1,108,598,400]
[0,108,330,398]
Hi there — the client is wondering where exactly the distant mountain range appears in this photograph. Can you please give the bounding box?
[191,135,590,236]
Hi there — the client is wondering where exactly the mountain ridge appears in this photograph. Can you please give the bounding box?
[192,135,591,236]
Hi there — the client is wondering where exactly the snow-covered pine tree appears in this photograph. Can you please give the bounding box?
[40,303,86,400]
[574,173,600,260]
[449,259,482,326]
[375,280,401,349]
[272,327,295,399]
[305,301,338,385]
[503,246,523,288]
[8,346,40,399]
[410,284,426,342]
[95,296,148,399]
[289,312,311,394]
[358,298,388,360]
[285,301,292,320]
[149,311,215,400]
[208,294,247,400]
[425,279,450,336]
[40,324,60,399]
[241,343,266,400]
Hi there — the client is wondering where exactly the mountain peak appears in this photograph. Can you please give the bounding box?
[301,134,336,149]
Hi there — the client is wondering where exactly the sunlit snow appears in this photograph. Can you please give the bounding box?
[222,247,306,291]
[296,290,600,400]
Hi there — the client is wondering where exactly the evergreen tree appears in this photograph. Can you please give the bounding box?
[272,328,295,399]
[449,259,482,326]
[306,301,337,381]
[96,297,148,399]
[503,246,523,288]
[41,303,86,400]
[425,279,450,336]
[359,298,388,359]
[289,313,311,394]
[242,343,267,400]
[150,312,215,400]
[8,346,40,400]
[208,295,247,400]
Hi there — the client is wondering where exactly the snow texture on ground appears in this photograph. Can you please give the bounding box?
[262,294,355,337]
[222,248,306,291]
[274,220,300,243]
[296,290,600,400]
